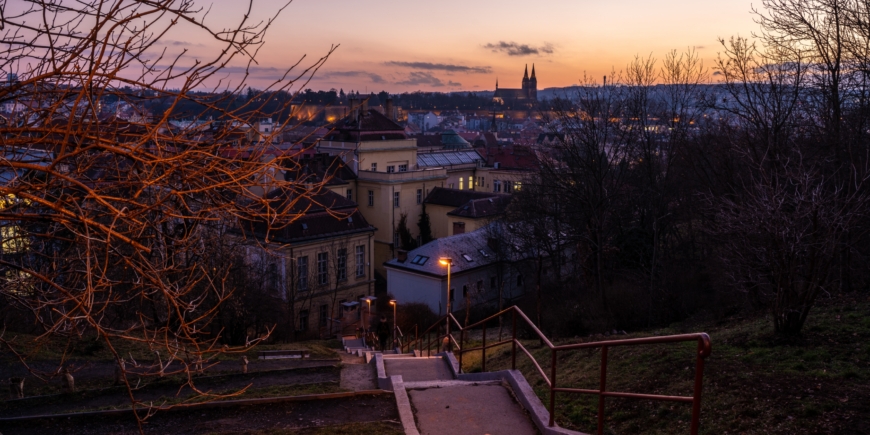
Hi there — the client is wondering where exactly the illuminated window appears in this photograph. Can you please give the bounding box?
[459,177,464,190]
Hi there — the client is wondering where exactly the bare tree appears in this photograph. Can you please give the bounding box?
[0,0,333,422]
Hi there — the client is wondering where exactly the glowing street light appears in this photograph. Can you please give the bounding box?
[439,257,452,339]
[389,299,397,347]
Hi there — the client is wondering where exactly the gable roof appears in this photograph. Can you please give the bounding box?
[324,109,406,142]
[384,226,498,276]
[447,195,512,219]
[241,188,375,244]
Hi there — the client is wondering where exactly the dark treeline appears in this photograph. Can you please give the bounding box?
[508,0,870,337]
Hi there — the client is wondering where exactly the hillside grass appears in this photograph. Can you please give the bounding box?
[458,293,870,434]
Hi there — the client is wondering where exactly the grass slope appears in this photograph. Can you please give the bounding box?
[459,294,870,434]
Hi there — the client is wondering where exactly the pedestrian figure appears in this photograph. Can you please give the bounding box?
[9,377,24,399]
[376,315,391,351]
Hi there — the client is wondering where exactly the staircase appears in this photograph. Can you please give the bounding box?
[341,336,560,435]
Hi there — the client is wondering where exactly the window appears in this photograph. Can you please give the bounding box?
[462,285,468,298]
[368,190,374,206]
[479,249,489,258]
[505,181,513,193]
[299,309,309,331]
[387,165,396,173]
[337,248,347,281]
[410,255,429,265]
[399,164,408,172]
[393,192,400,207]
[371,163,377,171]
[416,189,423,204]
[515,181,522,191]
[394,231,399,246]
[461,253,473,262]
[346,189,353,200]
[356,245,366,277]
[459,177,464,190]
[493,180,501,193]
[517,274,524,286]
[317,252,328,285]
[319,304,329,327]
[297,256,309,291]
[453,221,466,235]
[449,183,455,189]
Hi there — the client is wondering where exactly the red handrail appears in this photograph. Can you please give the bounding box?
[401,305,712,435]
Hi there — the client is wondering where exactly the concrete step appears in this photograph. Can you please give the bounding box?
[384,356,454,383]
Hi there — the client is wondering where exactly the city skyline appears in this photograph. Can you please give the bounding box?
[49,0,759,93]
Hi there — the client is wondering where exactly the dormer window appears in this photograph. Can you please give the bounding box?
[462,254,473,262]
[410,255,429,265]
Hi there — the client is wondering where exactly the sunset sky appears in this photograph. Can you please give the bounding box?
[150,0,761,92]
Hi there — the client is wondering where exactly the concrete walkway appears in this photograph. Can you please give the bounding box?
[409,384,538,435]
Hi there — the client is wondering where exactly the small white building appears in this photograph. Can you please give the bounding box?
[384,225,531,316]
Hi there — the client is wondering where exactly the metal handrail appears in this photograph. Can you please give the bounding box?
[406,305,712,435]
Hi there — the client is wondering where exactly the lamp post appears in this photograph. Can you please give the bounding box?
[360,296,376,340]
[439,257,452,339]
[389,299,397,348]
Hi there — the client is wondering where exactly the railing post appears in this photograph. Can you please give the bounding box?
[459,327,465,374]
[549,348,557,427]
[427,330,431,358]
[482,321,487,373]
[690,339,706,435]
[511,309,517,371]
[597,346,608,435]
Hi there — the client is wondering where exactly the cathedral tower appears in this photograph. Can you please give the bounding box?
[522,64,530,96]
[529,64,537,100]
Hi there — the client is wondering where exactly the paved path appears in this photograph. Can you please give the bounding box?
[339,352,376,391]
[409,384,538,435]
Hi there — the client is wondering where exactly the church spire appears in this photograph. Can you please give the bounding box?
[531,64,536,79]
[523,64,529,80]
[495,78,498,89]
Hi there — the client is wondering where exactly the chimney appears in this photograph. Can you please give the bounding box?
[385,98,394,121]
[397,250,408,263]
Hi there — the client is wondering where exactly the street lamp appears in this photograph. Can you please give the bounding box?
[439,257,452,339]
[389,299,397,348]
[360,296,376,339]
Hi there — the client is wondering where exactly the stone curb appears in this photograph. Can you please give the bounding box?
[0,390,392,423]
[390,375,421,435]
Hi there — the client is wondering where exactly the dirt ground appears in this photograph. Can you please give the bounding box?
[0,393,399,435]
[338,353,376,391]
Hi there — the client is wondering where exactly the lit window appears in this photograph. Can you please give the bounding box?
[459,177,464,190]
[515,181,522,191]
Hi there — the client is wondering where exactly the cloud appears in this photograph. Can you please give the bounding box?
[448,81,462,87]
[318,70,385,83]
[712,71,723,76]
[157,39,206,47]
[483,41,554,56]
[396,72,447,87]
[384,61,491,74]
